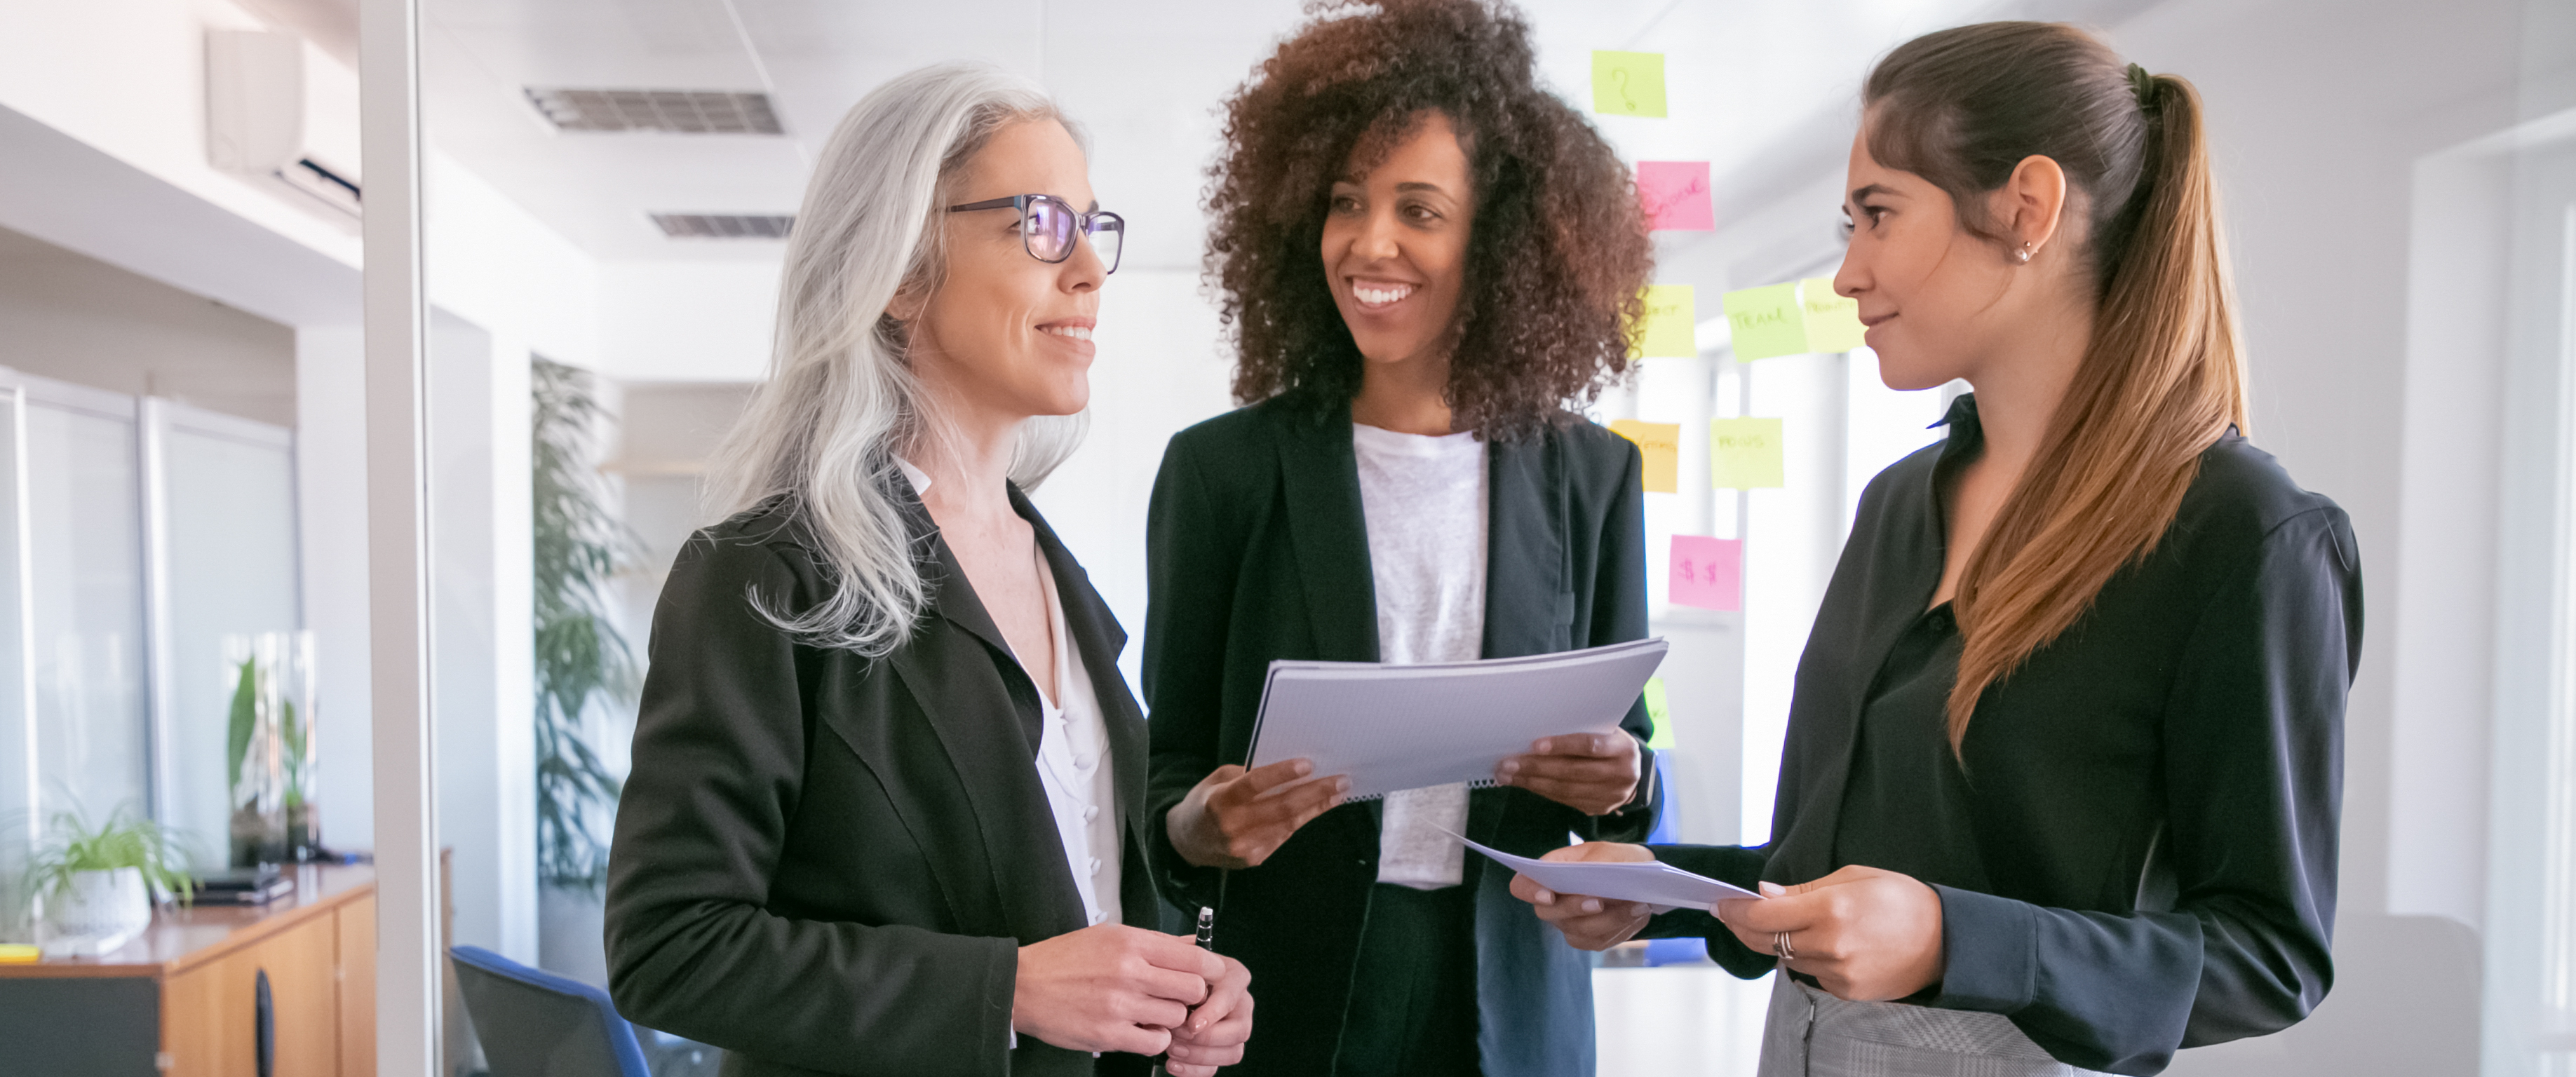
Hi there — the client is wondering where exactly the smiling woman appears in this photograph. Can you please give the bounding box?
[1142,2,1661,1076]
[601,62,1251,1077]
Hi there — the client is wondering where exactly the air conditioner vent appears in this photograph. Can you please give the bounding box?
[527,88,783,134]
[650,214,795,240]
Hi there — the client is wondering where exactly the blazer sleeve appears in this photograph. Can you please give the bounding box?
[1577,431,1661,843]
[1634,844,1778,977]
[1926,507,2358,1075]
[604,534,1019,1076]
[1140,435,1234,910]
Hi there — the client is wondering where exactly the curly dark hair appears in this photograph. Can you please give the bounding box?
[1205,0,1653,439]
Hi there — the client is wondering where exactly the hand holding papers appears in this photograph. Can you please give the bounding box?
[1246,638,1669,801]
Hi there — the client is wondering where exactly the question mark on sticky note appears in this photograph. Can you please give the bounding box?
[1612,68,1634,111]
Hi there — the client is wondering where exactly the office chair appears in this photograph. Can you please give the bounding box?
[450,944,716,1077]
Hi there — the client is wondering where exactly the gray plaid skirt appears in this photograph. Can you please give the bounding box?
[1758,971,2112,1077]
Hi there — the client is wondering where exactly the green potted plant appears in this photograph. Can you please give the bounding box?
[25,804,194,954]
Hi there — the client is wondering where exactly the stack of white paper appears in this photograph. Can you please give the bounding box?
[1246,638,1669,800]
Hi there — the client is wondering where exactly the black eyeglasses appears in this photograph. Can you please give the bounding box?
[948,194,1125,274]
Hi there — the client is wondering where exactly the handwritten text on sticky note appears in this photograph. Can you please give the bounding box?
[1608,419,1680,493]
[1799,277,1867,353]
[1592,51,1668,118]
[1711,417,1785,488]
[1723,283,1805,361]
[1670,535,1742,611]
[1631,285,1696,358]
[1636,161,1713,231]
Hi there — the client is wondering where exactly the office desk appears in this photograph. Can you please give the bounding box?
[0,863,376,1077]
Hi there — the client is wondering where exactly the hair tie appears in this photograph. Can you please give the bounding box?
[2126,63,2157,110]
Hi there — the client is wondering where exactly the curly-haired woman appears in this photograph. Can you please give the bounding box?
[1141,2,1659,1074]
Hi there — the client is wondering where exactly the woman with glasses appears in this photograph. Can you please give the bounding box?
[1142,2,1657,1074]
[605,62,1251,1076]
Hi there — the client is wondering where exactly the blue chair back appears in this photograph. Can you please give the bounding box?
[450,944,653,1077]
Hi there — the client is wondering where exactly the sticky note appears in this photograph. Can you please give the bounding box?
[1722,283,1806,361]
[1630,285,1695,358]
[1710,417,1784,488]
[1799,277,1868,353]
[1636,161,1713,231]
[1643,677,1675,750]
[1592,51,1668,118]
[1608,419,1680,493]
[1670,535,1742,611]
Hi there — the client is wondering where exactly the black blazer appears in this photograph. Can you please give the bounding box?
[1142,397,1660,1077]
[1648,395,2359,1076]
[605,487,1162,1077]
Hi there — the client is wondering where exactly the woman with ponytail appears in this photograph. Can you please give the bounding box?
[1513,22,2357,1077]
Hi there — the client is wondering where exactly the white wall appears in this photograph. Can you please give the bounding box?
[594,262,779,384]
[0,225,297,426]
[296,325,373,862]
[1029,267,1238,693]
[426,313,539,964]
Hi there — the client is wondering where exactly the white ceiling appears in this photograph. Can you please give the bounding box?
[419,0,2164,270]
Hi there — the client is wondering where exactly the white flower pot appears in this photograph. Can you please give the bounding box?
[50,867,154,940]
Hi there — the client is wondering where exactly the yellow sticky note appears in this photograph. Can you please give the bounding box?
[1800,277,1868,353]
[1722,283,1806,361]
[1711,417,1785,489]
[1643,677,1675,750]
[1609,419,1680,493]
[1592,51,1668,118]
[1630,285,1695,358]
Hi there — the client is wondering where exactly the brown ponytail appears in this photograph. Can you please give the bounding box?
[1865,24,2247,754]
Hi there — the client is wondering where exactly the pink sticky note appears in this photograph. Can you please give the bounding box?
[1637,161,1714,231]
[1668,535,1741,611]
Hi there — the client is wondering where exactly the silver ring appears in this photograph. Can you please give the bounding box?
[1773,930,1795,961]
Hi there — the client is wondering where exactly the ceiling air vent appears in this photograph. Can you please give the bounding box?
[527,88,783,135]
[651,214,795,240]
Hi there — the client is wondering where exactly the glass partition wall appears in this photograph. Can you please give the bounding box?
[0,368,303,939]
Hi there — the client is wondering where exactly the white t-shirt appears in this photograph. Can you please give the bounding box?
[1351,423,1488,889]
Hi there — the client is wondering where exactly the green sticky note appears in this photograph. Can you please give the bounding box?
[1800,277,1868,353]
[1592,51,1668,118]
[1711,416,1785,489]
[1629,285,1697,358]
[1723,282,1807,361]
[1643,677,1675,750]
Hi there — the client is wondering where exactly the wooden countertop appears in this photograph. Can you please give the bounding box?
[0,864,375,980]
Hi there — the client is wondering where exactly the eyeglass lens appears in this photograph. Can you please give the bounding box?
[1022,196,1123,273]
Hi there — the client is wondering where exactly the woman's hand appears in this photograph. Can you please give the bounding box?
[1506,841,1657,951]
[1012,924,1221,1056]
[1167,759,1349,869]
[1497,732,1642,815]
[1714,865,1945,1002]
[1161,953,1253,1076]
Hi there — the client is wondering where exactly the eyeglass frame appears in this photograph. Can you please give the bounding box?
[946,194,1126,275]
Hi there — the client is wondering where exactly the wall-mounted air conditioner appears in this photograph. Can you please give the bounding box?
[206,29,362,227]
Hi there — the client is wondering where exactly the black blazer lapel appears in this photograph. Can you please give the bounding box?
[1274,408,1381,663]
[882,493,1087,944]
[1482,430,1571,661]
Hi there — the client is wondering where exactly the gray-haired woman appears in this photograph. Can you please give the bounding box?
[605,62,1253,1077]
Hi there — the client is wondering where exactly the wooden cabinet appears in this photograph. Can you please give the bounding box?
[0,865,377,1076]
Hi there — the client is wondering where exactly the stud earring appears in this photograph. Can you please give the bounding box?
[2014,242,2035,264]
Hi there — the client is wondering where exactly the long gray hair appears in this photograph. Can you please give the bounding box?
[703,62,1088,656]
